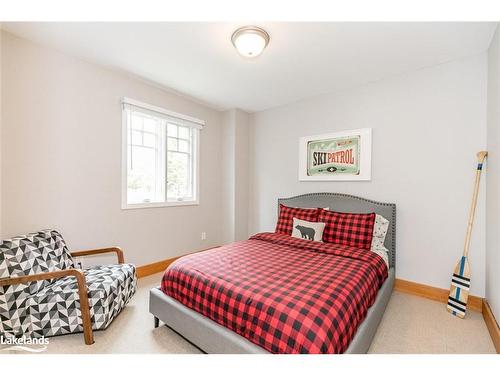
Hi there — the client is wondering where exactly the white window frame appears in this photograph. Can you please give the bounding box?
[121,97,203,210]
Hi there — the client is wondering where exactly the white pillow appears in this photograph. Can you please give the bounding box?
[291,218,325,242]
[370,214,390,251]
[371,247,390,268]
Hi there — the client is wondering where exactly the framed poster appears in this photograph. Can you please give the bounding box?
[299,128,372,181]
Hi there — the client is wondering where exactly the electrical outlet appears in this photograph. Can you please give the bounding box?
[201,232,207,240]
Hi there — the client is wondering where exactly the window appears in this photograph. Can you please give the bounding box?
[122,98,202,208]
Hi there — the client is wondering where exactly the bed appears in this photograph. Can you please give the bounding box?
[149,192,396,354]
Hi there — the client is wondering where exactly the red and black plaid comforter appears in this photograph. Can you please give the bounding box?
[161,232,388,354]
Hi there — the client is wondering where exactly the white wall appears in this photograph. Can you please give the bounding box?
[233,110,250,241]
[221,109,250,243]
[0,29,493,301]
[486,25,500,319]
[0,30,2,239]
[0,31,224,266]
[249,54,488,296]
[221,111,236,244]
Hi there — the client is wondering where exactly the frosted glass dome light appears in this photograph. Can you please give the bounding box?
[231,26,270,58]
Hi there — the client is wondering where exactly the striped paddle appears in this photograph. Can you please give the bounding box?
[447,151,487,318]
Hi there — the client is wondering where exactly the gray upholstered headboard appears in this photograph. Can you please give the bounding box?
[278,193,396,269]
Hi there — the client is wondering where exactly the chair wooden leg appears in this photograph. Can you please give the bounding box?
[154,316,160,328]
[74,271,95,345]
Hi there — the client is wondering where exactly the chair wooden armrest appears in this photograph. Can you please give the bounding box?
[71,247,124,264]
[0,269,94,345]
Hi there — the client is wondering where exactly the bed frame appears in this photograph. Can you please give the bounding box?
[149,192,396,354]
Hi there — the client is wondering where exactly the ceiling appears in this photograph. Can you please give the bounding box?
[2,22,497,112]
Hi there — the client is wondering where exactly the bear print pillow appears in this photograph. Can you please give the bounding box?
[291,218,326,242]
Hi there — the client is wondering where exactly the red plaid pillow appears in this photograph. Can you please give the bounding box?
[318,209,376,250]
[275,204,319,235]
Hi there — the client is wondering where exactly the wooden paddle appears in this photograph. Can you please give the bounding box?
[447,151,487,318]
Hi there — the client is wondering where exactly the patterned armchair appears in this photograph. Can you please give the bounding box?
[0,230,137,345]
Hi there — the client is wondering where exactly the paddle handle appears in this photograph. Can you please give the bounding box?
[463,151,487,257]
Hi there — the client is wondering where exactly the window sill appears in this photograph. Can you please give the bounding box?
[121,200,199,210]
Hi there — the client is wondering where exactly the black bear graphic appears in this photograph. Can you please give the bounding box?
[295,225,315,241]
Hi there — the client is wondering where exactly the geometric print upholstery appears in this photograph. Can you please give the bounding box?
[14,264,137,338]
[0,229,74,289]
[0,230,137,340]
[0,230,77,337]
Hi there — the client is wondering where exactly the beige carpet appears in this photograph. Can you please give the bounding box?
[5,273,496,354]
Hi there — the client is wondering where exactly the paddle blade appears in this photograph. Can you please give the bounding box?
[446,256,471,318]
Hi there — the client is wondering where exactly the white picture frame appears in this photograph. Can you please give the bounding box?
[298,128,372,181]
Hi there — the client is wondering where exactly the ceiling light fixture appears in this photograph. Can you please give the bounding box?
[231,26,270,58]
